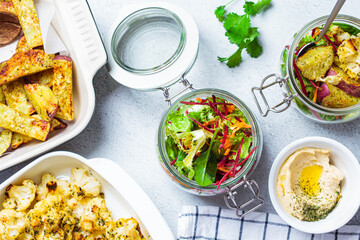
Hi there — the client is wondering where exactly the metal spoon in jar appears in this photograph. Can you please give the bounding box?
[296,0,346,59]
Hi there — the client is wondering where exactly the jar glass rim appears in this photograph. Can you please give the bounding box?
[158,88,263,190]
[287,14,360,114]
[111,7,186,75]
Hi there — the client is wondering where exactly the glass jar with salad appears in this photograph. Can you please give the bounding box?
[105,3,265,217]
[252,15,360,123]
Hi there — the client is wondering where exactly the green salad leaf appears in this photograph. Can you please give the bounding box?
[194,130,219,186]
[165,137,178,161]
[230,133,252,159]
[166,111,192,133]
[333,23,360,35]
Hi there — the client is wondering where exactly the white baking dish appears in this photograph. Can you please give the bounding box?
[0,0,107,170]
[0,151,175,239]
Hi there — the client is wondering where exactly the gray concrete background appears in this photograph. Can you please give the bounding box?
[0,0,359,237]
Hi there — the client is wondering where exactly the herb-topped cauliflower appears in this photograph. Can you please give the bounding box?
[3,180,36,211]
[70,168,101,198]
[0,168,146,239]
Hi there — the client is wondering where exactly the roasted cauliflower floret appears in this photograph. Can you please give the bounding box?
[36,173,70,200]
[0,209,27,240]
[337,39,357,64]
[108,218,144,240]
[26,195,64,229]
[330,25,351,42]
[296,46,334,80]
[3,180,36,211]
[70,168,100,198]
[69,197,112,233]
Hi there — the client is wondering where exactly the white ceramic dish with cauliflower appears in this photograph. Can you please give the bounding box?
[0,151,175,240]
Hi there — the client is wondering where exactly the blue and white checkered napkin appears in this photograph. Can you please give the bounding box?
[178,206,360,240]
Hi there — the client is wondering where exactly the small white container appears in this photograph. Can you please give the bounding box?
[268,136,360,234]
[0,0,107,170]
[0,151,175,239]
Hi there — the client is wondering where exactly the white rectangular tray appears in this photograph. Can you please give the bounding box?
[0,0,107,171]
[0,151,175,239]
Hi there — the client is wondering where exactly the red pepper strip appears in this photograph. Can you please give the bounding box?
[309,80,319,89]
[219,126,228,150]
[186,114,215,133]
[236,146,258,167]
[295,44,306,55]
[233,134,245,176]
[186,114,223,136]
[208,99,227,120]
[216,169,232,190]
[235,116,242,122]
[324,34,337,52]
[217,156,227,167]
[171,157,177,165]
[212,95,217,103]
[215,119,219,128]
[223,100,228,115]
[293,58,309,96]
[180,101,233,106]
[333,34,340,46]
[311,27,317,37]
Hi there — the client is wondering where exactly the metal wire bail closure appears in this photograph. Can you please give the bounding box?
[251,73,296,117]
[224,178,264,218]
[162,76,195,105]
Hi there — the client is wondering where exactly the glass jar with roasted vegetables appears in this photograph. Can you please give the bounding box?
[158,89,264,217]
[253,15,360,123]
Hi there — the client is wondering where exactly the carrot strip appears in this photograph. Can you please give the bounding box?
[313,82,320,103]
[224,148,231,156]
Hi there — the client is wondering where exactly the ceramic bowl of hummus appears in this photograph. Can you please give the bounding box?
[269,136,360,234]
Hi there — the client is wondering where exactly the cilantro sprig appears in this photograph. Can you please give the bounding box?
[215,0,271,68]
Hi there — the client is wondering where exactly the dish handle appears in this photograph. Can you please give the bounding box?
[87,158,175,240]
[52,0,107,80]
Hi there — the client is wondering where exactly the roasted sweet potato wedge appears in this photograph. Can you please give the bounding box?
[12,0,42,49]
[26,69,53,87]
[53,56,74,121]
[2,78,35,115]
[321,83,360,108]
[11,115,67,149]
[16,35,29,53]
[0,88,5,104]
[0,129,12,155]
[24,84,58,121]
[296,46,334,80]
[0,49,54,86]
[10,132,32,149]
[0,103,50,141]
[0,0,16,14]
